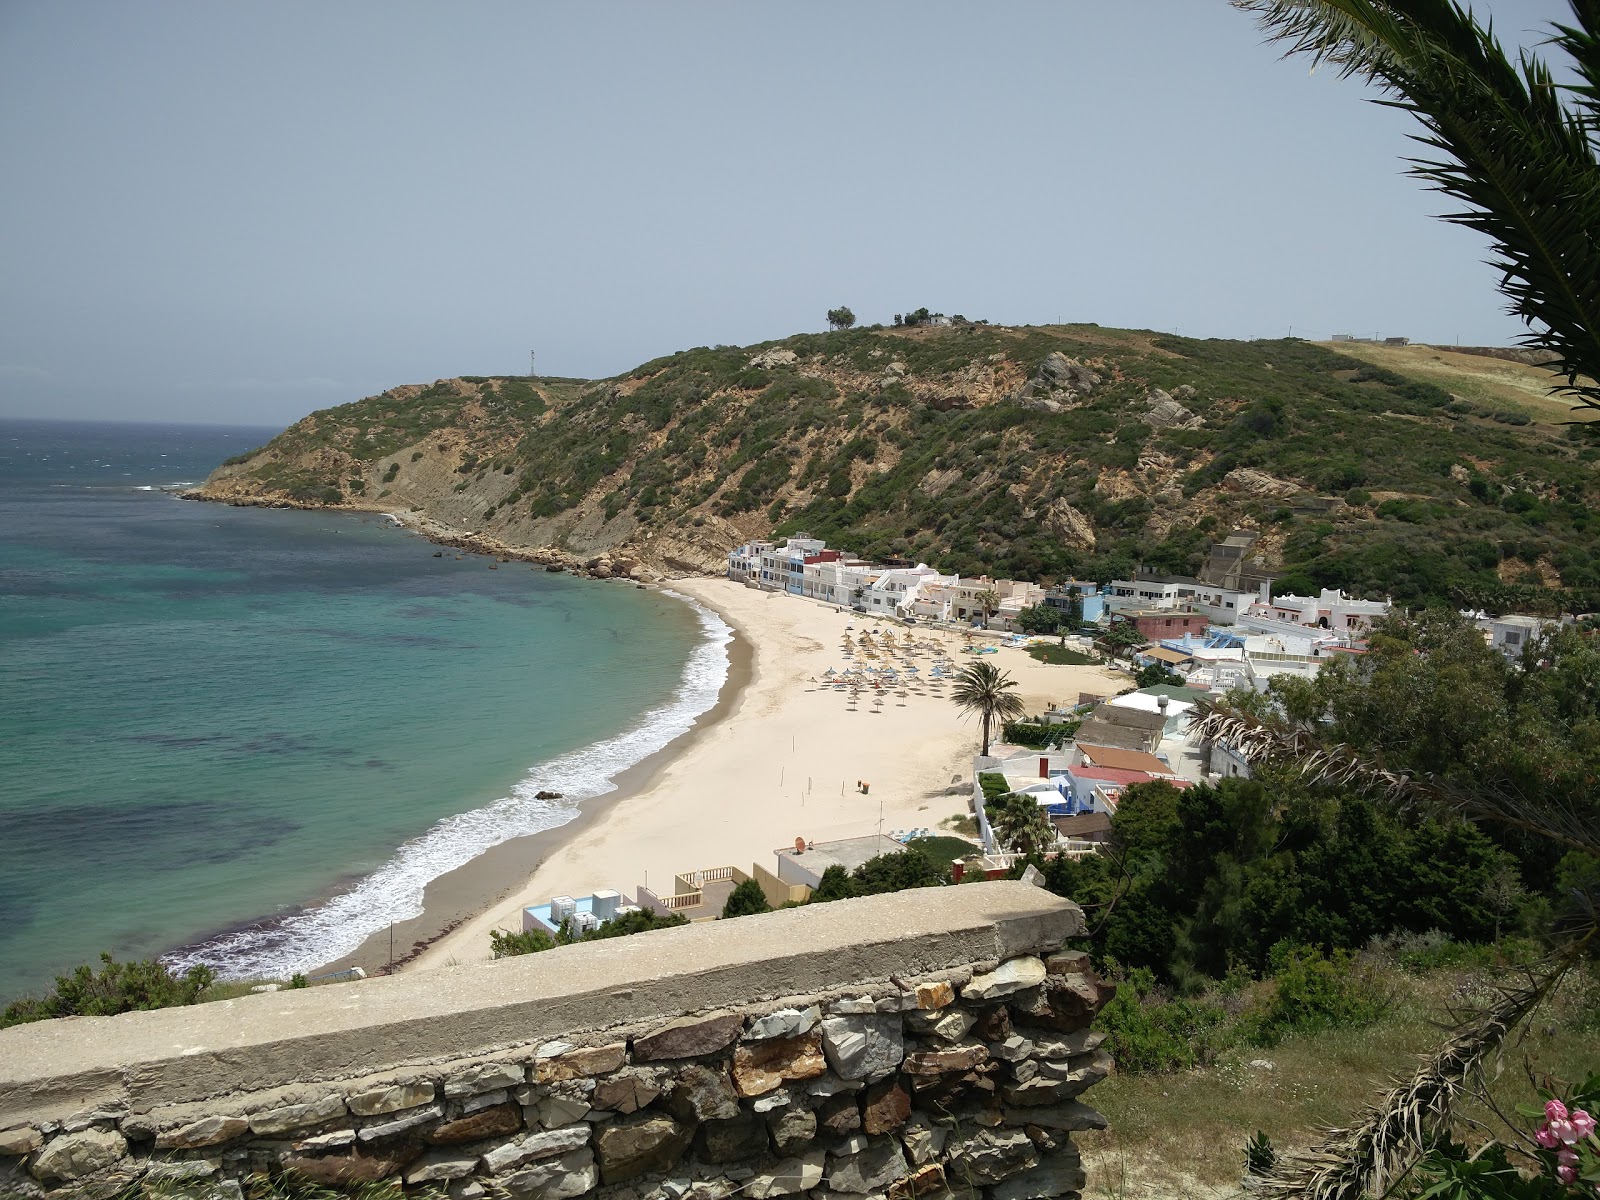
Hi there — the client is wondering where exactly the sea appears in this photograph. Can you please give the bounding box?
[0,419,729,1001]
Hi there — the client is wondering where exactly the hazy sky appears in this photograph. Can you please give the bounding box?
[0,1,1578,426]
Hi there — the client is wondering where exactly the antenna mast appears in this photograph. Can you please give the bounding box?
[529,349,536,379]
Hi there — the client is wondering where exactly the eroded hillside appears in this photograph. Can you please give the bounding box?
[195,324,1600,608]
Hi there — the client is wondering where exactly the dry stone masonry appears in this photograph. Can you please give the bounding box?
[0,883,1111,1200]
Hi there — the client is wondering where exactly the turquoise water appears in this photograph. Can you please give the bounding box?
[0,420,726,998]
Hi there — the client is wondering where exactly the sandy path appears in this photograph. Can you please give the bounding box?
[406,578,1123,971]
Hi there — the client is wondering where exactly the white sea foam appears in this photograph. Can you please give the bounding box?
[165,591,733,981]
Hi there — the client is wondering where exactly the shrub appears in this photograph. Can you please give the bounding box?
[489,929,554,958]
[1,953,216,1027]
[383,462,400,483]
[1002,720,1064,749]
[1242,944,1384,1046]
[1094,967,1231,1072]
[721,878,772,919]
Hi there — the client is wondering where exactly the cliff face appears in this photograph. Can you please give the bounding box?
[193,324,1600,604]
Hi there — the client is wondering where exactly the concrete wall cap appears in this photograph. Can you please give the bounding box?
[0,883,1079,1127]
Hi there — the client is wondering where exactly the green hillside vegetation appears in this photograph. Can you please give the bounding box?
[204,324,1600,611]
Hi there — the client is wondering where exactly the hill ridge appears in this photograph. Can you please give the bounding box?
[193,324,1600,608]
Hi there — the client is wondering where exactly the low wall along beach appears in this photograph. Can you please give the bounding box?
[0,883,1113,1199]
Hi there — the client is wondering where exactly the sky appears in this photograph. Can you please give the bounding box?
[0,1,1580,426]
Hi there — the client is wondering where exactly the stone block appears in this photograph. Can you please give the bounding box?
[826,996,878,1015]
[595,1114,692,1184]
[902,1041,989,1075]
[971,1005,1012,1043]
[944,1128,1036,1186]
[991,1035,1034,1062]
[536,1094,593,1129]
[826,1135,908,1194]
[744,1150,826,1199]
[745,1006,820,1041]
[444,1061,526,1098]
[766,1106,816,1155]
[820,1015,904,1081]
[28,1130,127,1182]
[462,1089,509,1114]
[861,1079,911,1135]
[590,1071,661,1115]
[816,1092,861,1138]
[347,1082,435,1117]
[696,1112,769,1163]
[155,1116,249,1150]
[752,1091,791,1114]
[887,1162,946,1200]
[356,1104,442,1141]
[405,1152,480,1184]
[1001,1052,1111,1106]
[278,1145,420,1187]
[911,1008,975,1043]
[427,1102,522,1145]
[915,981,954,1011]
[963,957,1046,1002]
[664,1064,739,1122]
[632,1013,744,1062]
[1043,950,1091,976]
[533,1044,626,1083]
[293,1130,356,1152]
[987,1150,1085,1200]
[898,1116,946,1165]
[502,1147,598,1200]
[247,1094,345,1136]
[482,1125,591,1173]
[0,1127,42,1156]
[1032,1030,1106,1060]
[731,1030,827,1097]
[1023,1125,1074,1154]
[998,1102,1107,1132]
[806,1073,856,1098]
[142,1160,218,1184]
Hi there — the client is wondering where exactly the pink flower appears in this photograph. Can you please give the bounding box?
[1557,1163,1576,1185]
[1558,1147,1579,1167]
[1573,1108,1597,1139]
[1548,1099,1571,1122]
[1537,1125,1561,1148]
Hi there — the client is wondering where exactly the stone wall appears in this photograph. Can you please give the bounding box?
[0,883,1113,1200]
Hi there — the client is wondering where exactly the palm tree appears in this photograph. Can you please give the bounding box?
[1223,8,1600,1191]
[990,791,1057,859]
[950,660,1026,756]
[975,589,1000,628]
[1233,0,1600,409]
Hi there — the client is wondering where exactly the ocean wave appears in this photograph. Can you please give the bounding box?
[165,592,733,981]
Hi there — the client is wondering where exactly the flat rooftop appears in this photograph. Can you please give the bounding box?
[778,833,905,876]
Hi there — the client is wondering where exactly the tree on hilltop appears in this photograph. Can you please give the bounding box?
[826,306,857,331]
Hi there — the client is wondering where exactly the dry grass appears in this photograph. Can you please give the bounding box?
[1075,965,1598,1199]
[1324,341,1600,426]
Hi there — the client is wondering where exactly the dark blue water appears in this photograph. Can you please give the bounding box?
[0,420,726,998]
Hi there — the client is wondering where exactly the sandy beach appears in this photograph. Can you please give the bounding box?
[399,578,1125,974]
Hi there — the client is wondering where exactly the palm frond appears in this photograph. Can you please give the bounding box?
[1232,0,1600,408]
[1191,704,1600,855]
[1551,0,1600,134]
[1258,967,1565,1198]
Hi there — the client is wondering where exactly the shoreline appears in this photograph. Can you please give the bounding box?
[395,577,1127,976]
[315,606,755,977]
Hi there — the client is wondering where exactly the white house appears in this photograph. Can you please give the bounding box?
[1475,613,1557,659]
